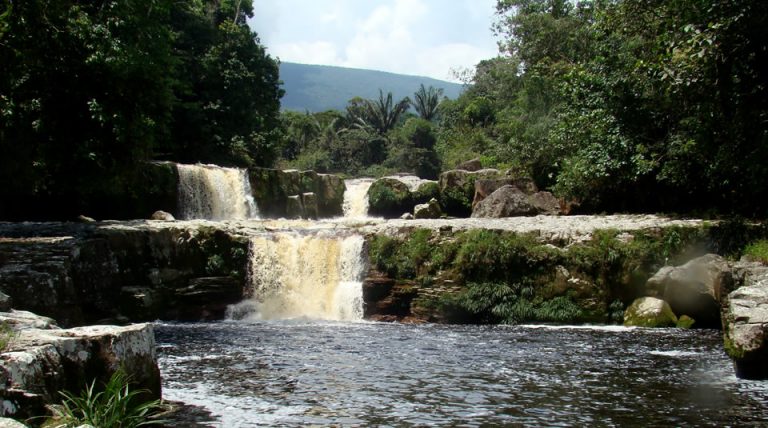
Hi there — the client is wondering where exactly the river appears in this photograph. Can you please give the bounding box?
[156,321,768,427]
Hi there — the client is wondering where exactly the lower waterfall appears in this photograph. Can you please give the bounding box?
[342,178,375,218]
[176,163,259,220]
[232,232,366,321]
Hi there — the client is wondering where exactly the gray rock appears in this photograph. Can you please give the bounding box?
[455,158,482,172]
[150,210,175,221]
[0,418,28,428]
[399,213,414,220]
[472,177,538,209]
[645,254,733,328]
[722,266,768,379]
[286,195,304,219]
[623,297,678,328]
[0,322,160,420]
[301,192,319,219]
[0,292,10,312]
[438,169,503,217]
[413,198,442,219]
[471,185,559,218]
[0,310,58,330]
[76,215,96,223]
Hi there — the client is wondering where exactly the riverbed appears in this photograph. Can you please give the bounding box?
[156,321,768,427]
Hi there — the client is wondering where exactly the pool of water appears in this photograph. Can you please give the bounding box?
[155,321,768,427]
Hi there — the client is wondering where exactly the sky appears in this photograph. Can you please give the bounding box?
[248,0,500,82]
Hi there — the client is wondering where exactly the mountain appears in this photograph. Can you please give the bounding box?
[279,62,465,112]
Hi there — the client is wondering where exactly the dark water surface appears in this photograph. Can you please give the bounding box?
[155,321,768,427]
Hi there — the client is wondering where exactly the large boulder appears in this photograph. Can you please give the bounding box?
[248,168,344,218]
[722,263,768,379]
[0,319,160,420]
[623,297,678,328]
[471,186,559,218]
[367,178,414,218]
[414,198,442,219]
[439,169,503,217]
[455,158,482,172]
[472,177,538,209]
[645,254,733,328]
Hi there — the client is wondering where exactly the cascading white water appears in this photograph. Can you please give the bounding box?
[176,163,259,220]
[234,231,366,321]
[342,178,376,218]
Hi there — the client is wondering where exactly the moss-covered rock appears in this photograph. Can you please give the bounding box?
[368,178,414,218]
[623,297,678,327]
[438,169,502,217]
[248,167,344,218]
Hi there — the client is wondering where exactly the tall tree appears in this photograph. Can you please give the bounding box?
[411,84,444,121]
[349,90,411,135]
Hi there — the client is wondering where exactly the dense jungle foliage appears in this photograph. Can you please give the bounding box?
[0,0,766,219]
[279,0,767,217]
[0,0,281,219]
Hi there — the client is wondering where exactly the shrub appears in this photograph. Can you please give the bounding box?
[44,369,165,428]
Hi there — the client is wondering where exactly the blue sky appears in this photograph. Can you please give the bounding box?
[248,0,500,82]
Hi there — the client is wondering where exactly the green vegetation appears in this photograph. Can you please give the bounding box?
[44,369,165,428]
[0,321,16,351]
[369,226,707,324]
[0,0,281,220]
[744,240,768,265]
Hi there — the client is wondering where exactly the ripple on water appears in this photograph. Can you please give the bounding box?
[156,322,768,427]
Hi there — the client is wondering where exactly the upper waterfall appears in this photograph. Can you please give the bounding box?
[234,231,366,321]
[342,178,375,218]
[176,163,259,220]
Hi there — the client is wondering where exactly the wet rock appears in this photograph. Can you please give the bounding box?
[0,321,160,420]
[368,178,414,218]
[414,198,442,219]
[471,186,559,218]
[286,195,304,219]
[456,158,482,172]
[722,264,768,379]
[150,210,175,221]
[174,276,242,320]
[624,297,678,328]
[0,292,10,312]
[438,169,502,217]
[301,192,319,220]
[248,167,345,218]
[76,215,96,223]
[645,254,733,328]
[399,213,414,220]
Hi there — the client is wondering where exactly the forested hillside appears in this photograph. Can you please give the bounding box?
[279,62,463,112]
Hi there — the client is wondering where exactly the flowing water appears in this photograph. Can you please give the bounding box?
[342,178,375,218]
[227,231,365,321]
[156,322,768,427]
[176,163,259,220]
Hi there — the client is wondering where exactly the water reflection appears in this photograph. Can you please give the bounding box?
[156,322,768,427]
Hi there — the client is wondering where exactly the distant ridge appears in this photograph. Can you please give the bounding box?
[279,62,465,112]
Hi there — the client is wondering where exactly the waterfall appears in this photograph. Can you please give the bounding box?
[235,232,366,321]
[176,163,259,220]
[342,178,375,218]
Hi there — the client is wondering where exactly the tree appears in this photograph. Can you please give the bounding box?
[349,90,411,135]
[411,84,444,121]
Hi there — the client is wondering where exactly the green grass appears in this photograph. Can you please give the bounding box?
[44,369,165,428]
[0,321,16,351]
[744,240,768,264]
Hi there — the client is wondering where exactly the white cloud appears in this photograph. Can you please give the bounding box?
[249,0,499,81]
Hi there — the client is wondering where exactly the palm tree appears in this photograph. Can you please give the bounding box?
[349,90,411,135]
[411,84,444,121]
